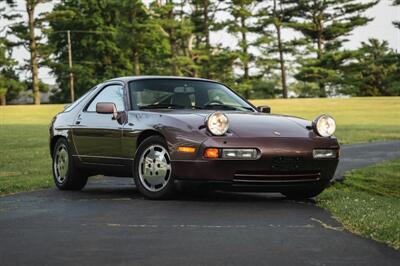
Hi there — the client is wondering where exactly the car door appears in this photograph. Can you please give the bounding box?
[72,82,126,166]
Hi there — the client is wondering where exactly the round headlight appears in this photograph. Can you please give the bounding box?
[313,114,336,137]
[207,112,229,136]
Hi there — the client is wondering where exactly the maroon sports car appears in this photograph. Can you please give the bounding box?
[49,76,339,199]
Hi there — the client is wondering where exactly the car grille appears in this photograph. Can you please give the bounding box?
[233,170,321,184]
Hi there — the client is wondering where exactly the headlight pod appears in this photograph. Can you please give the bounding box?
[313,114,336,137]
[207,112,229,136]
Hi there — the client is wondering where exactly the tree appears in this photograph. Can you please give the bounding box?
[190,0,217,78]
[150,0,198,77]
[0,37,24,105]
[341,39,400,96]
[290,0,378,97]
[256,0,300,98]
[249,75,281,99]
[47,0,142,102]
[224,0,260,98]
[186,0,236,83]
[394,0,400,30]
[117,0,170,76]
[4,0,50,104]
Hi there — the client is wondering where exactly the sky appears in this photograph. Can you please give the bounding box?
[1,0,399,85]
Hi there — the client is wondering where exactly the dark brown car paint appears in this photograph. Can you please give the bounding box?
[50,76,339,191]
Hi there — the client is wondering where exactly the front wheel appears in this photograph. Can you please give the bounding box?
[52,138,88,190]
[282,187,325,199]
[133,135,175,199]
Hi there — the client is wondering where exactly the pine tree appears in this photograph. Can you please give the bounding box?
[0,37,24,105]
[394,0,400,30]
[256,0,300,98]
[224,0,260,98]
[118,1,150,76]
[290,0,378,97]
[342,39,400,96]
[46,0,145,102]
[151,0,197,76]
[190,0,217,78]
[117,0,169,76]
[3,0,51,104]
[187,0,236,82]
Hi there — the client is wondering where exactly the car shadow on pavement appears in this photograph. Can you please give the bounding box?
[76,176,316,204]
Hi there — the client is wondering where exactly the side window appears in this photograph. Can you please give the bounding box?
[86,84,125,112]
[65,86,97,112]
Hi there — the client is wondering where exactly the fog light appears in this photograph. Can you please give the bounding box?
[222,149,258,159]
[313,149,337,159]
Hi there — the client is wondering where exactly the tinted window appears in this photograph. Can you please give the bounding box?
[86,84,124,112]
[129,79,254,112]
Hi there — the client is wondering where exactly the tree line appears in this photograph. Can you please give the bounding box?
[0,0,399,105]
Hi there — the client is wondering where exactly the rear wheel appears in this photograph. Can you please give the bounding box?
[52,138,88,190]
[282,187,325,199]
[133,135,175,199]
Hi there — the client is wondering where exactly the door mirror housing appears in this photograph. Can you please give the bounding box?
[257,105,271,114]
[96,102,118,119]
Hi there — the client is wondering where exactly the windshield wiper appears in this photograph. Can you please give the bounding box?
[139,103,253,111]
[202,104,253,111]
[139,103,186,109]
[139,103,203,110]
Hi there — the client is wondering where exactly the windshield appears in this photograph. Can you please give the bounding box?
[128,79,254,112]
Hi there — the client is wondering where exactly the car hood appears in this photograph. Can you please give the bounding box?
[225,112,311,138]
[140,110,312,138]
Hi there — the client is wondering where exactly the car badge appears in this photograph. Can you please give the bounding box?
[273,131,281,136]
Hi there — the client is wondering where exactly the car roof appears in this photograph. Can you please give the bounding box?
[106,75,218,83]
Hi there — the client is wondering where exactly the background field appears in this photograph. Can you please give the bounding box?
[0,97,399,195]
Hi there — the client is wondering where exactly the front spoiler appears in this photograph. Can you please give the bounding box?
[171,156,338,191]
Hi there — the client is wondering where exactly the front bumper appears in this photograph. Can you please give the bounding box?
[171,136,339,191]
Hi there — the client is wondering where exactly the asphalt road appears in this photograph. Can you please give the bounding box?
[1,141,400,266]
[334,140,400,180]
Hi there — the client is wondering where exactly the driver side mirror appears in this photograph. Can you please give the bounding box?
[257,105,271,114]
[96,102,118,119]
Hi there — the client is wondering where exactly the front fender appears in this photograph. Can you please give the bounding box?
[124,111,209,160]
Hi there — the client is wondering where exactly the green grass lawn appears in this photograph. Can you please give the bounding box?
[0,97,399,195]
[0,105,63,194]
[317,159,400,250]
[253,97,400,144]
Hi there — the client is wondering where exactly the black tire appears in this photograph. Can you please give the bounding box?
[52,138,88,190]
[133,135,175,200]
[282,187,325,199]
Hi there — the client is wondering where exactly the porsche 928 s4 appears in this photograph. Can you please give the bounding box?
[49,76,339,199]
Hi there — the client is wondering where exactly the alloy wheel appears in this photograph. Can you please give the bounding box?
[54,145,69,183]
[138,145,171,192]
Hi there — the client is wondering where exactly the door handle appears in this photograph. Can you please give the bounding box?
[75,114,82,125]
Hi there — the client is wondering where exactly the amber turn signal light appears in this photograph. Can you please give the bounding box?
[177,146,196,153]
[204,148,220,158]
